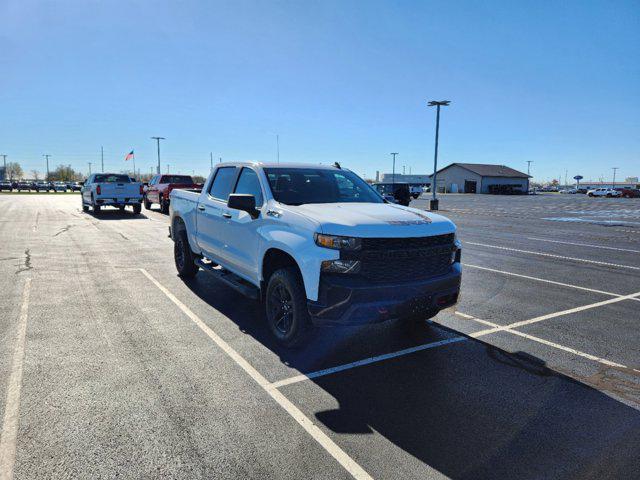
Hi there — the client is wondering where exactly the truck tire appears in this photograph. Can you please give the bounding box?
[174,231,198,278]
[133,203,142,215]
[265,267,312,348]
[160,198,169,214]
[144,196,152,210]
[81,197,89,212]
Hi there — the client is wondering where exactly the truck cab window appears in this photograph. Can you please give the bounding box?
[234,168,263,206]
[208,167,237,201]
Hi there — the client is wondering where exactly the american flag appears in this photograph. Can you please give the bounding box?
[125,150,134,161]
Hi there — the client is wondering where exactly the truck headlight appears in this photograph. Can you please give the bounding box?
[314,233,361,251]
[321,259,361,274]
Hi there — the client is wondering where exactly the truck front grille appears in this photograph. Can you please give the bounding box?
[342,233,455,283]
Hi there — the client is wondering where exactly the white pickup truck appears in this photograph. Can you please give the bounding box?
[81,173,143,214]
[170,162,461,346]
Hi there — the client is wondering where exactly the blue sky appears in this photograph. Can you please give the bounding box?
[1,0,638,182]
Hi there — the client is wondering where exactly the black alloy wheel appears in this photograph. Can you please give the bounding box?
[265,267,311,347]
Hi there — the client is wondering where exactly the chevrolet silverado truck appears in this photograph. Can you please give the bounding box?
[81,173,143,214]
[170,162,461,346]
[144,174,201,214]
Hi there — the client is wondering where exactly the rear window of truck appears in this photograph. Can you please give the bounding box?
[93,174,131,183]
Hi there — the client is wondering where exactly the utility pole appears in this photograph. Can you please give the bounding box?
[219,157,222,163]
[43,154,51,180]
[390,153,398,188]
[151,137,165,174]
[277,134,280,163]
[564,169,568,187]
[427,100,450,210]
[526,160,533,177]
[101,146,104,172]
[612,167,618,188]
[402,165,406,175]
[167,164,170,173]
[210,152,213,171]
[1,155,6,180]
[88,162,92,175]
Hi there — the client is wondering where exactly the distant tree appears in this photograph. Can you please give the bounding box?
[30,170,40,181]
[49,164,80,182]
[6,162,23,180]
[192,175,207,184]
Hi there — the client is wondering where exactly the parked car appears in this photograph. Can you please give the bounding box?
[170,162,461,346]
[68,182,82,192]
[52,182,67,192]
[81,173,143,214]
[16,181,31,192]
[34,181,52,192]
[560,188,578,194]
[615,188,640,198]
[372,182,412,206]
[0,181,13,191]
[144,174,200,214]
[587,188,620,197]
[409,185,422,199]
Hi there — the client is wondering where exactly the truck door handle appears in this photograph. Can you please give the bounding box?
[198,205,206,211]
[222,212,232,219]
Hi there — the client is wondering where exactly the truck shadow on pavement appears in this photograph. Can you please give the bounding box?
[184,275,640,480]
[84,210,149,220]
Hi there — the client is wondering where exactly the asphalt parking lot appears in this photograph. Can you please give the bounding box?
[0,192,638,479]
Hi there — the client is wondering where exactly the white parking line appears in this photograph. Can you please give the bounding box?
[526,237,640,253]
[268,337,467,390]
[0,278,31,480]
[462,263,633,298]
[139,269,373,480]
[452,311,639,372]
[470,290,640,338]
[465,242,640,271]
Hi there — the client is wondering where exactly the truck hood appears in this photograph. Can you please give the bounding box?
[291,202,456,238]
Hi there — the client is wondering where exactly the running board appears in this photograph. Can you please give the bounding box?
[195,259,259,300]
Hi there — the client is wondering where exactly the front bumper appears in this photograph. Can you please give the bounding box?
[307,263,461,326]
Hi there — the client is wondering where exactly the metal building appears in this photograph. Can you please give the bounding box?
[429,163,531,194]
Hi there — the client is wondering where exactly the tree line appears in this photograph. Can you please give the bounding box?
[2,162,84,182]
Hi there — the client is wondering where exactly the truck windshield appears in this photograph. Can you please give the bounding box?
[94,174,131,183]
[265,168,383,205]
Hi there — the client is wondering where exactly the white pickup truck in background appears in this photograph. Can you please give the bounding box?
[81,173,144,214]
[170,162,461,346]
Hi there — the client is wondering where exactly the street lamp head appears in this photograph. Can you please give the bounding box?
[428,101,450,107]
[390,152,399,156]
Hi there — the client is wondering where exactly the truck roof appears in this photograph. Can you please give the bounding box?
[216,161,344,170]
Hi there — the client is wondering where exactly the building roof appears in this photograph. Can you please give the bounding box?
[434,163,531,178]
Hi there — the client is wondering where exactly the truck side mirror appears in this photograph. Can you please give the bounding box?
[227,194,259,219]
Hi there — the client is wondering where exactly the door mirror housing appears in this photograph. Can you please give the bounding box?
[227,194,259,219]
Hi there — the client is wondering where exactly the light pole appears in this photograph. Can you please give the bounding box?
[1,155,6,180]
[276,134,280,164]
[390,153,398,189]
[428,100,450,210]
[43,154,51,181]
[210,152,213,171]
[612,167,618,188]
[151,137,165,174]
[88,162,92,175]
[101,146,104,172]
[526,160,533,176]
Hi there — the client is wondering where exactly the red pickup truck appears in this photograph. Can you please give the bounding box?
[144,174,201,213]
